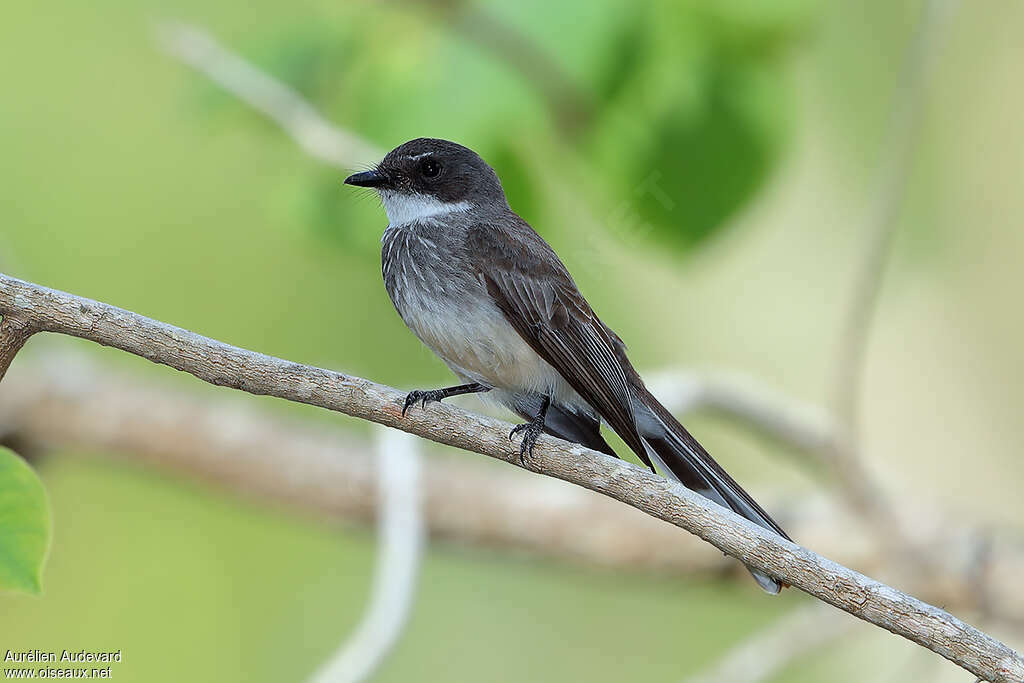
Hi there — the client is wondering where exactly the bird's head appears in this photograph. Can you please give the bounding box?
[345,138,508,226]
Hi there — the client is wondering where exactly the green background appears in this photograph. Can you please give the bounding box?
[2,0,1023,680]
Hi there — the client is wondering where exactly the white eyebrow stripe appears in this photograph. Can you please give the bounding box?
[407,152,434,161]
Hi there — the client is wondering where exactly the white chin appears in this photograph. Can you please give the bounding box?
[379,191,470,227]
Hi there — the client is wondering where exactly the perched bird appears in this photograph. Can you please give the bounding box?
[345,138,790,592]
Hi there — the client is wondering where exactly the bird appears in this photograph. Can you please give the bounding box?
[345,138,790,592]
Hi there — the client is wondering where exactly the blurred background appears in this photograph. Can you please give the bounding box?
[1,0,1023,680]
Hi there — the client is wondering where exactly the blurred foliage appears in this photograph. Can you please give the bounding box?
[11,0,1003,679]
[0,447,50,595]
[0,458,792,682]
[188,0,819,252]
[588,0,815,246]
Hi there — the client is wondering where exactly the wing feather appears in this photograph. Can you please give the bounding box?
[469,221,651,467]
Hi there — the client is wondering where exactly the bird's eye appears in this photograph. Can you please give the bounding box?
[421,159,442,178]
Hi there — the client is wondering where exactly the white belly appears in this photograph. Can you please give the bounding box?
[398,288,583,407]
[382,220,586,409]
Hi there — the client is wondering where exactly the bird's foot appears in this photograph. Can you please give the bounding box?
[401,383,491,417]
[402,389,448,417]
[509,419,544,466]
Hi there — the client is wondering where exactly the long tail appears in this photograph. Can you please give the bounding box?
[630,386,791,593]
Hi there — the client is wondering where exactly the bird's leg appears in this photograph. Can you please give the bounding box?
[402,383,490,417]
[509,395,550,465]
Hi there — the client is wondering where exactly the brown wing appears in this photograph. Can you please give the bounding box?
[467,219,652,469]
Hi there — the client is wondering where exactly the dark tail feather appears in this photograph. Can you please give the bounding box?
[634,388,790,593]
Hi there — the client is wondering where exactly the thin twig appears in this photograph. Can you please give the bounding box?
[691,5,965,678]
[308,427,424,683]
[826,0,960,544]
[419,0,594,135]
[683,604,857,683]
[155,22,383,170]
[649,369,838,462]
[652,369,911,566]
[833,0,959,438]
[1,274,1021,682]
[675,3,962,679]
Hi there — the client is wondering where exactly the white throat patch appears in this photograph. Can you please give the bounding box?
[379,191,470,227]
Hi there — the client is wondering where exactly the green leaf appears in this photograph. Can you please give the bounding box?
[0,447,51,595]
[583,0,819,252]
[632,56,788,248]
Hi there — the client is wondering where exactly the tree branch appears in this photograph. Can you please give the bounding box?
[0,314,36,382]
[648,369,838,462]
[1,273,1021,682]
[412,0,594,135]
[0,352,859,579]
[7,353,1022,624]
[683,604,857,683]
[155,22,383,170]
